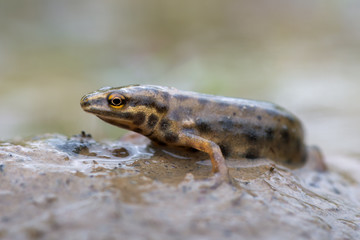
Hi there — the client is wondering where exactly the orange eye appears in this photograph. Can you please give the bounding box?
[108,93,125,108]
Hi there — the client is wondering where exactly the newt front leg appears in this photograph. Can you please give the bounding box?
[179,133,231,183]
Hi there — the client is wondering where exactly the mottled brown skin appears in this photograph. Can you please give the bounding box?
[80,85,309,180]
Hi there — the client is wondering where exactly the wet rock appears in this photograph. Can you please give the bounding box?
[0,133,359,240]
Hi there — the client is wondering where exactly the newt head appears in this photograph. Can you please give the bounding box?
[80,85,170,133]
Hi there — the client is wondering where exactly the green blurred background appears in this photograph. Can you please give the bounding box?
[1,0,360,155]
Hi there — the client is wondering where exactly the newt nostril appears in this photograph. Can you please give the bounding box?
[80,96,90,108]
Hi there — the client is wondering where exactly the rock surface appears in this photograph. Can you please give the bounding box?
[0,133,359,240]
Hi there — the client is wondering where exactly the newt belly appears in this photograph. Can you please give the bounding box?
[80,85,317,180]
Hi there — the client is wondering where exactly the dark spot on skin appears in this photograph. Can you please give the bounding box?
[257,115,262,121]
[160,118,171,131]
[195,119,212,133]
[265,127,274,140]
[220,117,234,132]
[161,92,170,101]
[198,98,210,105]
[134,97,154,108]
[243,128,258,143]
[130,96,168,113]
[280,128,290,142]
[156,103,168,113]
[164,132,179,143]
[133,112,145,125]
[219,144,231,157]
[174,94,190,101]
[232,112,236,116]
[147,114,159,129]
[245,148,259,159]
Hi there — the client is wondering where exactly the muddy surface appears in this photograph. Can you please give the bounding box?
[0,132,359,240]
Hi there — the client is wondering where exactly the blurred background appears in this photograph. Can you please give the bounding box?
[1,0,359,156]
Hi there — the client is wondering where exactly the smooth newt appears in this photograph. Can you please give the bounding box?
[80,85,324,181]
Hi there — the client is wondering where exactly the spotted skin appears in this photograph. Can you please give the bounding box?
[81,85,315,181]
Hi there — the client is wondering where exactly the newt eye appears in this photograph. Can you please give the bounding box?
[108,93,126,108]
